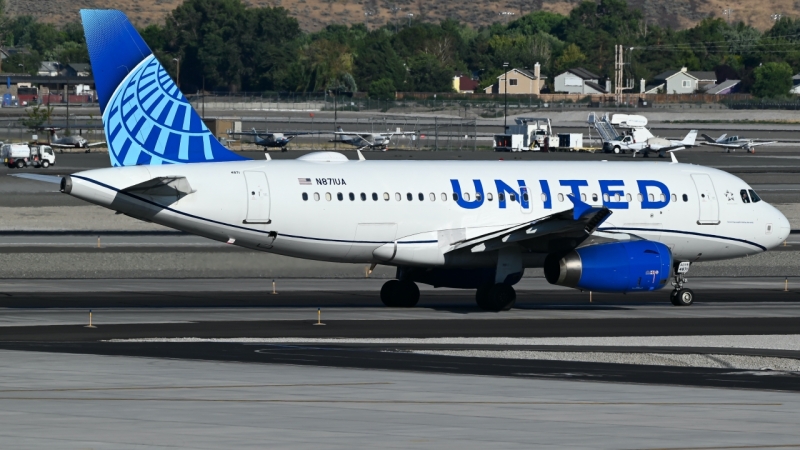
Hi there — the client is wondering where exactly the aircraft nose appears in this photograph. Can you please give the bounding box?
[777,209,791,242]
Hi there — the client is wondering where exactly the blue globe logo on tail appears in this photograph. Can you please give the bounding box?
[81,9,246,166]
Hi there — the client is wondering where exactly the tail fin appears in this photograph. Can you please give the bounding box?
[701,133,716,143]
[337,127,344,133]
[682,130,697,146]
[81,10,246,166]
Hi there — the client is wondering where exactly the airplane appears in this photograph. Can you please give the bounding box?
[21,10,790,313]
[228,128,317,152]
[45,128,106,152]
[701,133,776,153]
[630,130,698,158]
[331,127,416,151]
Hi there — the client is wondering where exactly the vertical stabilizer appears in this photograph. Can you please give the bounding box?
[81,10,247,166]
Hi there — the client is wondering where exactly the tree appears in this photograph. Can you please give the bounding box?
[407,53,453,92]
[21,104,53,132]
[368,78,396,100]
[554,43,586,73]
[751,62,793,98]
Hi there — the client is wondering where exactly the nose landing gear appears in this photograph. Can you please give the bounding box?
[670,261,693,306]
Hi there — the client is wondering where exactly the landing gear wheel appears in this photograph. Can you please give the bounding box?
[476,284,516,312]
[673,288,694,306]
[380,279,420,308]
[670,289,681,306]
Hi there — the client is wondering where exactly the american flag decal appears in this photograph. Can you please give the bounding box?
[298,178,312,185]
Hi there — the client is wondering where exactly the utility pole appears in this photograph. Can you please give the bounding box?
[614,45,624,104]
[173,57,180,90]
[722,8,733,25]
[503,62,509,130]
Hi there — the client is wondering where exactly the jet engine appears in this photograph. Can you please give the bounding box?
[544,241,671,292]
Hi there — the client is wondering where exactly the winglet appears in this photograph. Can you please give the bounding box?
[669,151,678,163]
[357,149,365,161]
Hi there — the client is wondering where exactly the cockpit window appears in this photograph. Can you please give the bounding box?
[748,189,762,203]
[740,189,750,204]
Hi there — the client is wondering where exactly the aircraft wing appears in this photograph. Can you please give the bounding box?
[700,142,741,149]
[334,132,374,139]
[445,196,612,255]
[49,143,79,148]
[747,141,777,147]
[701,133,719,143]
[229,131,274,137]
[86,141,107,147]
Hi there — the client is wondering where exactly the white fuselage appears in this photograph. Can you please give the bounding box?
[66,159,790,268]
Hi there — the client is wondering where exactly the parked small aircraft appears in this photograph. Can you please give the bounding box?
[331,127,416,151]
[701,134,776,153]
[228,128,318,151]
[45,128,106,152]
[631,130,698,158]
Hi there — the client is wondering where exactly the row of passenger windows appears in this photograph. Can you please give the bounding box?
[301,191,692,203]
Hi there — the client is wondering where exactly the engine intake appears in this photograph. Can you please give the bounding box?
[544,241,672,292]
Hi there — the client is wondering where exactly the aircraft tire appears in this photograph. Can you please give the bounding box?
[380,279,419,307]
[669,289,681,306]
[675,288,694,306]
[475,284,492,309]
[478,284,516,312]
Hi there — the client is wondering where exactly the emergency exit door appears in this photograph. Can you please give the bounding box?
[691,173,720,225]
[244,171,271,224]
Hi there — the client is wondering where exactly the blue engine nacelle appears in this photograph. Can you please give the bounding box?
[544,241,672,292]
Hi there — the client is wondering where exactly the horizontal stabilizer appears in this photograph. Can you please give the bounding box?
[9,173,63,184]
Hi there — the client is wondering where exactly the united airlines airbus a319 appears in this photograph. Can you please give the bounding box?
[51,10,791,311]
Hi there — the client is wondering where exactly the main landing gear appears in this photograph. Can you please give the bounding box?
[380,279,420,307]
[670,261,694,306]
[476,284,516,312]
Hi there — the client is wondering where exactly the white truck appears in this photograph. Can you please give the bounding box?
[600,114,654,154]
[494,117,558,152]
[2,144,56,168]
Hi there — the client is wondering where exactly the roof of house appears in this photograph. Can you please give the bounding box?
[584,81,607,93]
[564,67,600,80]
[654,70,698,81]
[643,83,665,94]
[458,76,479,91]
[690,71,717,81]
[66,63,91,73]
[705,79,740,95]
[497,68,546,80]
[39,61,60,73]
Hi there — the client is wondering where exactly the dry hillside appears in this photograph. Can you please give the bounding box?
[7,0,797,31]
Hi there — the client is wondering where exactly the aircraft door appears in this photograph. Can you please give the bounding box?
[243,171,271,224]
[691,173,720,225]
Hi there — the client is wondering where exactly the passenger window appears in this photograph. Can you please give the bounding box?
[510,193,516,202]
[452,193,459,201]
[361,193,367,201]
[592,193,598,202]
[407,193,413,201]
[337,193,343,201]
[540,193,547,202]
[523,193,529,202]
[626,194,632,202]
[441,193,447,201]
[637,194,643,202]
[302,193,308,201]
[349,193,355,201]
[395,193,401,201]
[682,194,688,202]
[748,189,761,203]
[603,194,609,202]
[581,193,586,202]
[463,193,470,201]
[326,193,332,201]
[384,193,390,201]
[476,192,482,201]
[649,194,654,202]
[671,194,676,202]
[314,193,320,201]
[487,193,494,201]
[372,193,378,201]
[418,193,424,201]
[557,193,564,202]
[430,193,436,201]
[499,193,505,202]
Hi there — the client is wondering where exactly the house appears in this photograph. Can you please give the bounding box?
[452,74,479,94]
[483,63,546,95]
[791,74,800,95]
[62,63,91,77]
[553,67,607,94]
[38,61,61,77]
[645,67,718,94]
